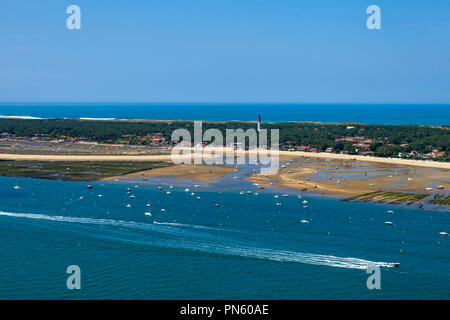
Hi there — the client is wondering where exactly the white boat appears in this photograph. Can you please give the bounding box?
[161,208,166,212]
[144,212,152,216]
[79,196,84,200]
[185,188,190,192]
[282,194,288,197]
[169,185,173,189]
[240,191,245,195]
[197,196,201,200]
[385,221,393,225]
[302,200,308,204]
[300,219,309,224]
[166,191,171,194]
[303,205,309,208]
[387,210,394,214]
[274,195,279,198]
[437,185,445,190]
[426,187,433,191]
[130,195,135,199]
[157,186,163,190]
[126,204,132,208]
[439,232,448,236]
[254,192,259,196]
[146,203,151,207]
[276,202,282,206]
[98,194,103,198]
[13,185,21,190]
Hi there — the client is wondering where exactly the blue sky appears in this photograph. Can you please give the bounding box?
[1,0,449,103]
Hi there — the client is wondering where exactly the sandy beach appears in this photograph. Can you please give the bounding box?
[104,164,239,183]
[0,149,449,169]
[247,156,449,200]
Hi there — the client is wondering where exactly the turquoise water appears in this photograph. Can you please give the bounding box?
[0,103,449,125]
[0,174,448,299]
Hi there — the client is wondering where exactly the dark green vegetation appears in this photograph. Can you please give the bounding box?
[0,160,170,181]
[0,118,449,158]
[429,195,450,205]
[346,191,429,205]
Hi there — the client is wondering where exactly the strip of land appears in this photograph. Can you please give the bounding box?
[0,150,448,169]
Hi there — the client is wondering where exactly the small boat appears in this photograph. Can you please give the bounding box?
[282,194,288,198]
[166,191,171,194]
[79,196,84,200]
[98,194,103,198]
[276,202,282,206]
[130,195,135,199]
[194,185,200,188]
[126,204,132,208]
[274,195,279,198]
[437,185,445,190]
[144,212,152,216]
[247,191,252,194]
[157,186,163,190]
[146,203,151,207]
[300,220,309,224]
[214,203,220,207]
[161,208,166,212]
[86,185,93,189]
[302,200,308,204]
[439,232,448,236]
[191,192,195,196]
[13,185,21,190]
[197,196,201,200]
[303,205,309,209]
[185,188,190,192]
[126,188,131,192]
[387,210,394,214]
[240,191,245,195]
[254,192,259,196]
[425,187,433,191]
[385,221,393,225]
[169,185,174,189]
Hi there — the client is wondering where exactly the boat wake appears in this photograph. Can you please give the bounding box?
[0,211,396,270]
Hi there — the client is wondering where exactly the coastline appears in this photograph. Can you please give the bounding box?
[0,150,449,169]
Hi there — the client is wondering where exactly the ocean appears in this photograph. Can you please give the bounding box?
[0,171,448,299]
[0,103,449,125]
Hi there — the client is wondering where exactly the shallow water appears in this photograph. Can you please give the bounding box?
[0,175,448,299]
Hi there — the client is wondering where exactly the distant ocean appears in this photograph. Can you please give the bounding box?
[0,103,449,125]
